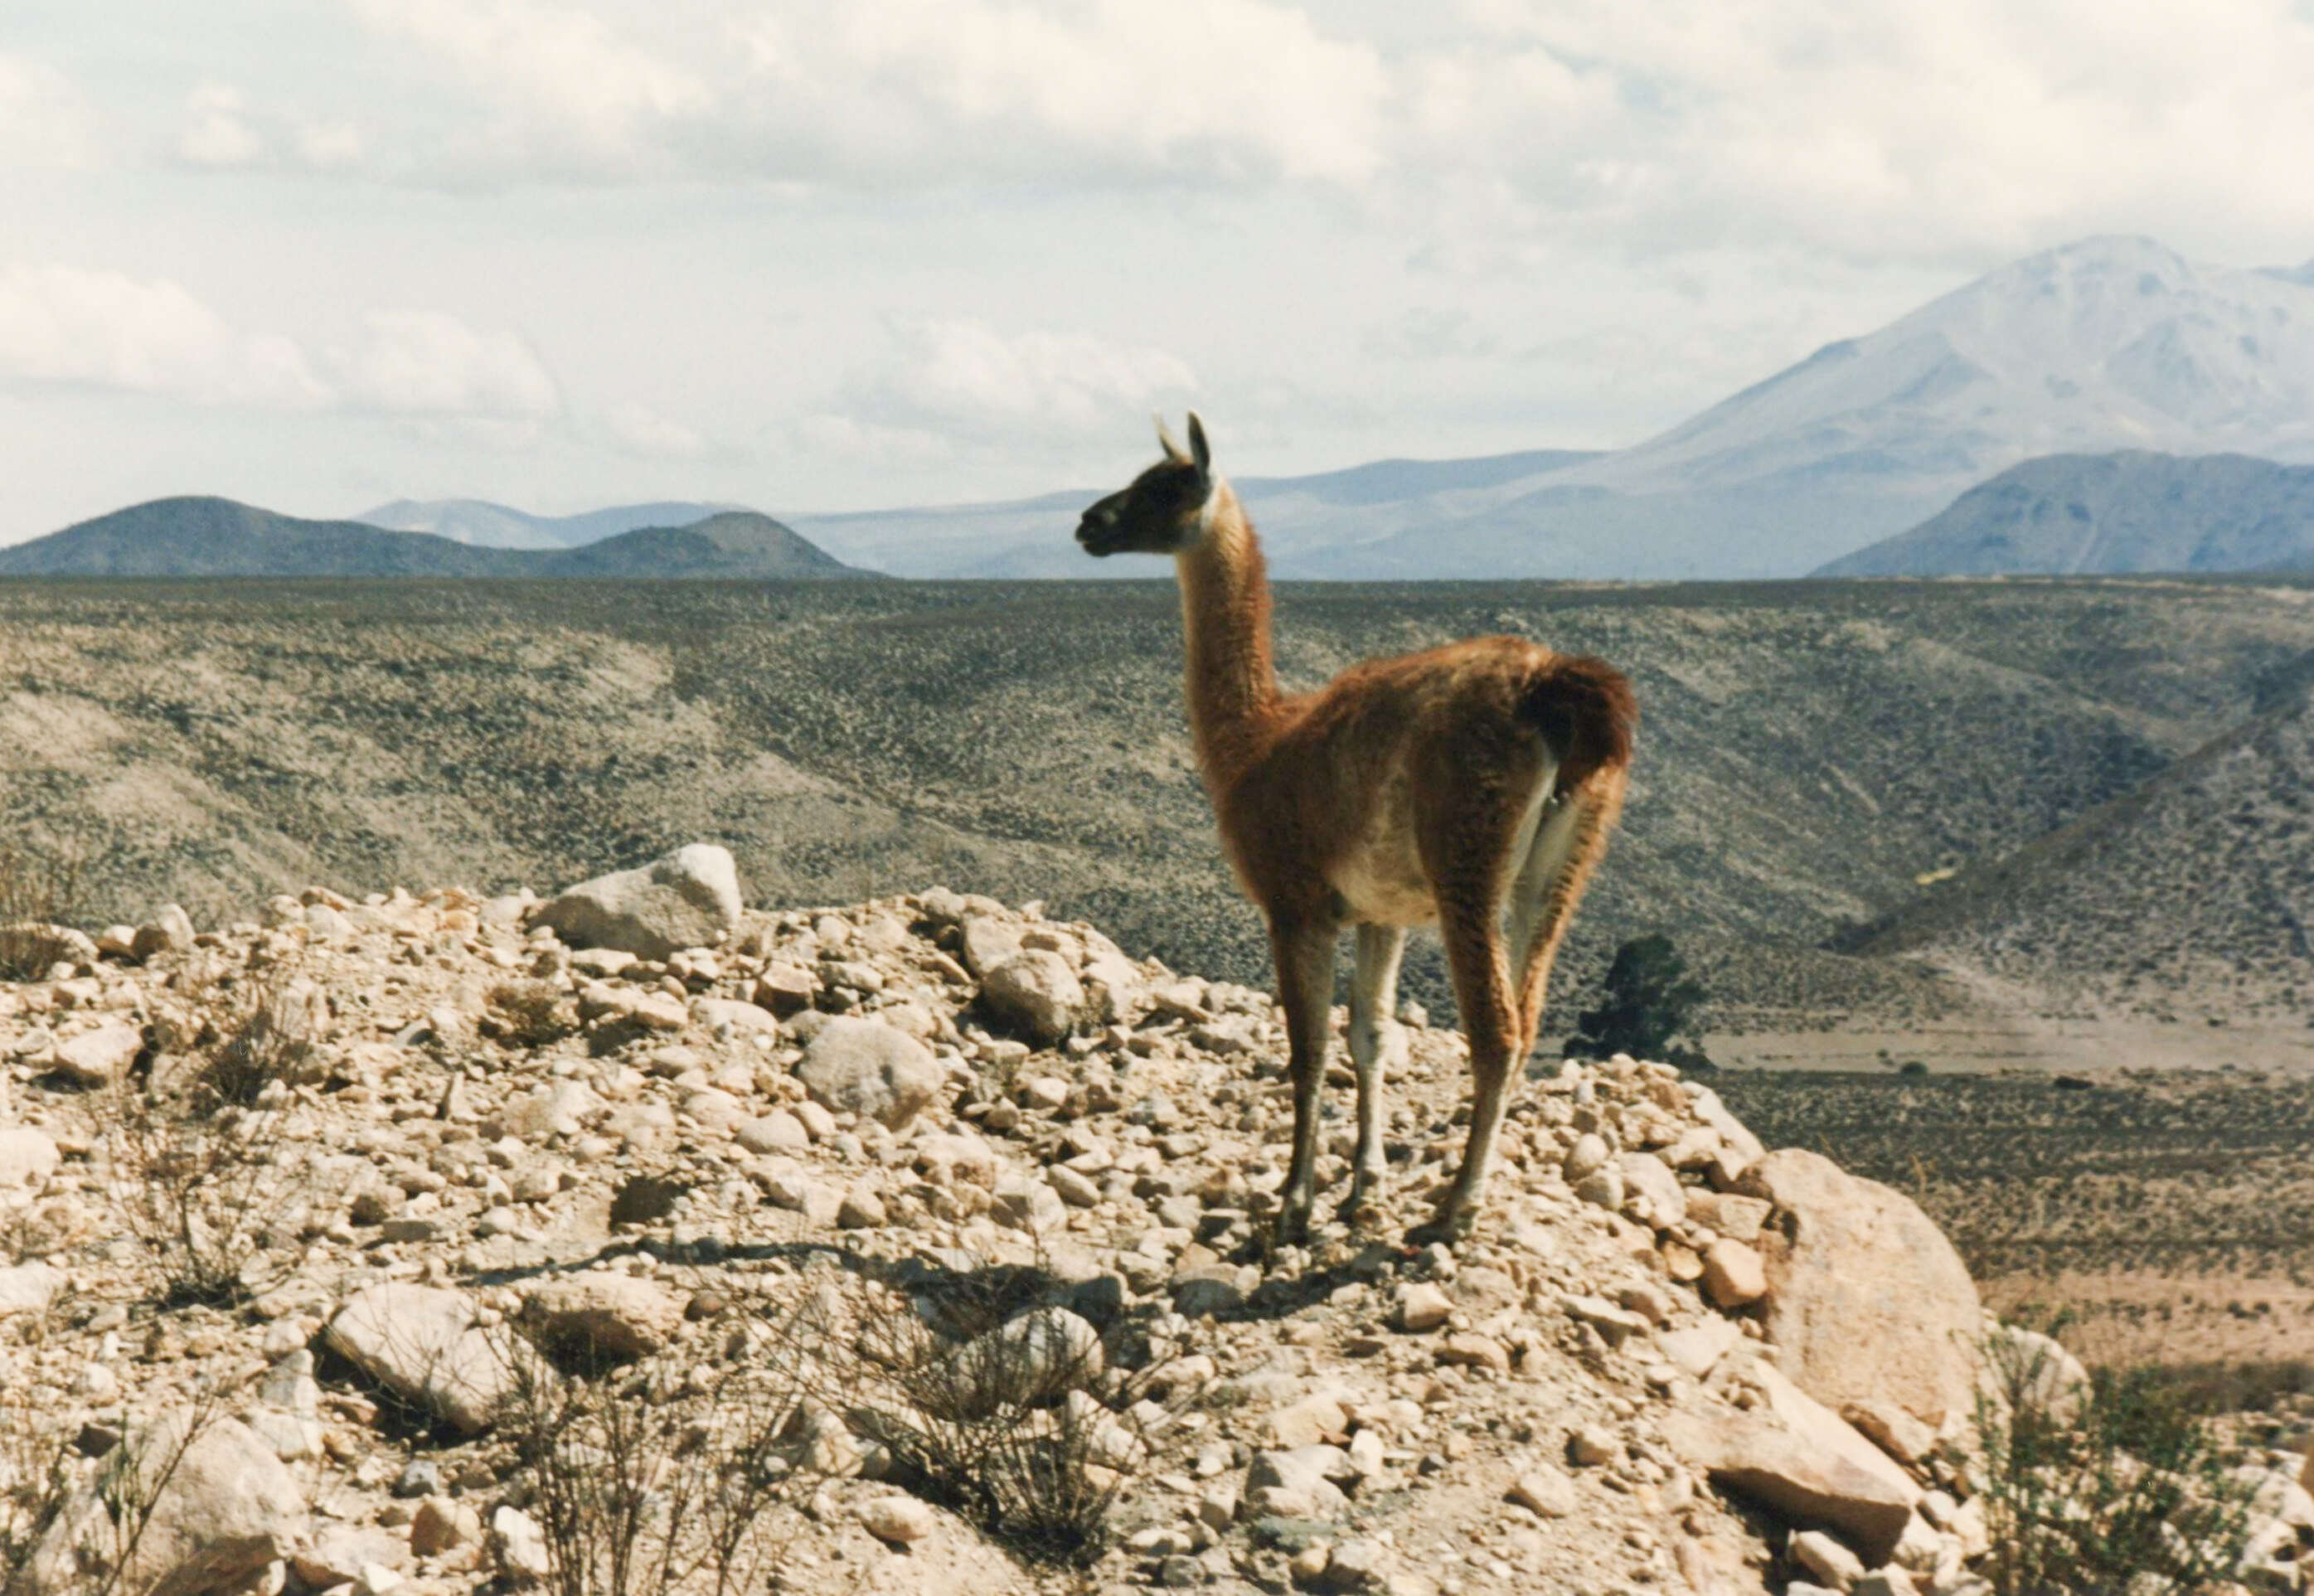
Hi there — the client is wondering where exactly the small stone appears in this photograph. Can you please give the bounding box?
[391,1460,441,1500]
[1269,1395,1348,1449]
[795,1017,942,1131]
[856,1496,937,1545]
[491,1506,551,1584]
[1701,1238,1767,1308]
[1048,1165,1101,1207]
[1395,1283,1453,1333]
[837,1187,888,1229]
[1437,1333,1510,1375]
[1568,1425,1619,1467]
[1508,1466,1578,1518]
[410,1497,482,1557]
[1790,1529,1865,1590]
[735,1112,809,1155]
[979,950,1085,1046]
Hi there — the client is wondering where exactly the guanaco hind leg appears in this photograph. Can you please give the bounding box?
[1341,923,1408,1220]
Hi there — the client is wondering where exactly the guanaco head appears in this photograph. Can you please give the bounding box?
[1076,412,1215,557]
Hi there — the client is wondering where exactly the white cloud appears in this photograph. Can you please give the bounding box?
[0,52,104,169]
[336,0,1386,186]
[847,318,1197,439]
[346,0,711,176]
[0,265,325,405]
[323,309,562,416]
[0,268,560,424]
[177,82,267,167]
[1430,0,2314,262]
[732,0,1390,184]
[599,398,706,458]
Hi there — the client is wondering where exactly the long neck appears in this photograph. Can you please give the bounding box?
[1175,483,1278,783]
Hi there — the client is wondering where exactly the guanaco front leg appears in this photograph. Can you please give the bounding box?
[1269,912,1340,1245]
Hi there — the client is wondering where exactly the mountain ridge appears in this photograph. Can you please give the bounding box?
[0,497,866,580]
[356,497,747,550]
[1817,451,2314,576]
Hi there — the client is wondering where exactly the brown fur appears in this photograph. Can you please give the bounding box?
[1079,426,1637,1244]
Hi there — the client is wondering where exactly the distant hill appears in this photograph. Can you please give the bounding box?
[1818,452,2314,575]
[356,498,745,550]
[0,497,866,579]
[540,512,856,578]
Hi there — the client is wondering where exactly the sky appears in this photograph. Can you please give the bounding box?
[5,0,2314,544]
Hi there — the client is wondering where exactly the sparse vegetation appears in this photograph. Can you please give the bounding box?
[502,1312,810,1596]
[0,842,80,982]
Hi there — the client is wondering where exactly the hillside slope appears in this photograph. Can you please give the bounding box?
[1840,667,2314,1014]
[0,497,864,579]
[1820,452,2314,575]
[2,576,2310,1041]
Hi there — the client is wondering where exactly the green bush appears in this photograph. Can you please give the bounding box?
[1567,934,1708,1065]
[1973,1322,2260,1596]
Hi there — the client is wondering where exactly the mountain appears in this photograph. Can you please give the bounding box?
[356,498,745,550]
[795,237,2314,580]
[0,497,527,577]
[0,497,865,579]
[540,511,856,578]
[1817,451,2314,575]
[788,449,1604,579]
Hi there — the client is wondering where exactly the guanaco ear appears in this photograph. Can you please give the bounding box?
[1155,414,1190,463]
[1186,411,1211,475]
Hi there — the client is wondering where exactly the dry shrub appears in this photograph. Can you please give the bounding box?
[0,1390,75,1576]
[786,1257,1167,1567]
[0,843,81,982]
[483,979,580,1048]
[497,1298,817,1596]
[104,1089,315,1310]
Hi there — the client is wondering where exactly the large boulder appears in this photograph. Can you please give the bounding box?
[531,845,743,959]
[1736,1149,1982,1433]
[8,1413,305,1596]
[1664,1365,1921,1566]
[793,1017,940,1131]
[323,1284,518,1433]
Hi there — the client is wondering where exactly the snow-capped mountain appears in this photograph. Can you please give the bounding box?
[793,236,2314,580]
[356,499,745,551]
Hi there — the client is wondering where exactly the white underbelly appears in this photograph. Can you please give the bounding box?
[1329,827,1436,927]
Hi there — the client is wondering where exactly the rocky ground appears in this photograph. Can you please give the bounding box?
[2,846,2310,1596]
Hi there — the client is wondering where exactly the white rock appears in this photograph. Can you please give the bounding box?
[13,1413,305,1596]
[323,1284,518,1433]
[0,1126,59,1187]
[53,1020,143,1085]
[795,1017,941,1131]
[490,1506,551,1584]
[979,950,1086,1047]
[856,1496,938,1545]
[531,844,743,959]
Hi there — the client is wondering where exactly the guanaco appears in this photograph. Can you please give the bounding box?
[1076,414,1636,1244]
